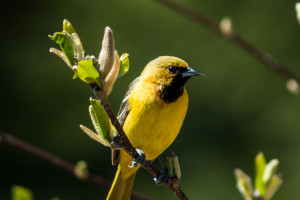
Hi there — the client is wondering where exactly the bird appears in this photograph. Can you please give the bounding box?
[107,56,203,200]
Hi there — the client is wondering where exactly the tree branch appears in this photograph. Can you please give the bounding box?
[0,130,151,200]
[152,0,300,83]
[92,89,189,200]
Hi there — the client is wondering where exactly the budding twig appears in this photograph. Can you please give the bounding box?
[50,20,189,199]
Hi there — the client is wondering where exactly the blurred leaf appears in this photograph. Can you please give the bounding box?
[264,174,282,200]
[255,152,267,196]
[263,159,279,183]
[234,169,253,200]
[12,185,33,200]
[89,99,111,143]
[49,32,75,66]
[73,60,102,87]
[63,19,76,35]
[118,53,130,78]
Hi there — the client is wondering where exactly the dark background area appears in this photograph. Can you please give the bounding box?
[1,0,300,199]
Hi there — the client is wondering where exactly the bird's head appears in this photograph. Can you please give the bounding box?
[141,56,204,87]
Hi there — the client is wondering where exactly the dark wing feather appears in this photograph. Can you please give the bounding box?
[111,77,141,165]
[117,77,141,126]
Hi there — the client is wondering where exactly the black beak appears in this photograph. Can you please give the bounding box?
[181,67,205,77]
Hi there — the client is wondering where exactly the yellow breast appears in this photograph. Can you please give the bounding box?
[122,80,188,161]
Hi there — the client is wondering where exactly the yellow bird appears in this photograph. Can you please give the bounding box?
[107,56,203,200]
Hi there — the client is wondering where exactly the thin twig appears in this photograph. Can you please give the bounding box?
[92,89,189,200]
[0,130,152,200]
[153,0,300,83]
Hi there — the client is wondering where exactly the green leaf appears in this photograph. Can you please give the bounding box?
[118,53,129,78]
[89,98,111,143]
[12,185,33,200]
[255,152,267,196]
[73,59,102,88]
[49,32,75,66]
[63,19,76,35]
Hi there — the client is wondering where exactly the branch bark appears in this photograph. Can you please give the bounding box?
[152,0,300,83]
[0,130,151,200]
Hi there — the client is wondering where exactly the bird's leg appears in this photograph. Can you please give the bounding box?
[129,148,146,168]
[110,135,125,150]
[158,156,166,168]
[92,83,101,92]
[154,156,171,186]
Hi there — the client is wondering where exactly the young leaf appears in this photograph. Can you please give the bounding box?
[118,53,130,78]
[49,32,75,66]
[255,152,267,196]
[103,51,120,95]
[49,48,72,68]
[12,185,33,200]
[70,32,84,61]
[73,59,102,88]
[63,19,76,35]
[90,98,111,143]
[166,151,181,188]
[80,124,110,146]
[98,27,115,77]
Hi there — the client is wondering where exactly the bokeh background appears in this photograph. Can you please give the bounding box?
[1,0,300,199]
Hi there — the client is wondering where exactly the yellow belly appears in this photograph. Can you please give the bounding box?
[122,81,188,161]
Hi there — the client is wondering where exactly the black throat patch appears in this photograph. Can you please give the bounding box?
[159,75,190,103]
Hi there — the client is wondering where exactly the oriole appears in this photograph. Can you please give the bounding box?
[107,56,203,200]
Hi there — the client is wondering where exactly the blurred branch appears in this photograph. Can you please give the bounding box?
[91,89,189,200]
[153,0,300,83]
[0,130,151,200]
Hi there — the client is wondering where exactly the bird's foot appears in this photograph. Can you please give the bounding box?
[110,136,125,150]
[129,148,146,168]
[154,167,171,186]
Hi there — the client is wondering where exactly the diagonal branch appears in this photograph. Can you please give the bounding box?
[92,89,189,200]
[153,0,300,83]
[0,130,151,200]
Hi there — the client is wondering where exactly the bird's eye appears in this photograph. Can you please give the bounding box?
[167,66,177,74]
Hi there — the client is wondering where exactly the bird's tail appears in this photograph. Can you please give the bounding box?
[106,164,137,200]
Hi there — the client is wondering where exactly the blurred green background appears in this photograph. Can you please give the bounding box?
[1,0,300,199]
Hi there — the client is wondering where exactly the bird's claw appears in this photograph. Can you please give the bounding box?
[154,167,171,186]
[129,148,146,168]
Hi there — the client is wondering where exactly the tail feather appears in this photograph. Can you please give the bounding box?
[106,166,137,200]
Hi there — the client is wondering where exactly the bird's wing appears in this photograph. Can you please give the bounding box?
[111,77,141,165]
